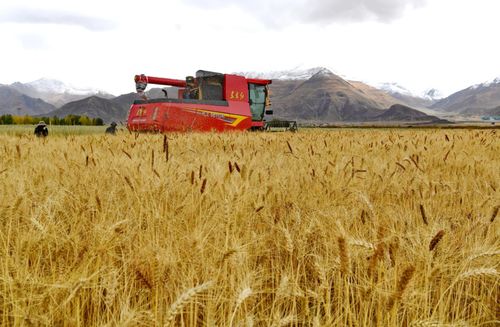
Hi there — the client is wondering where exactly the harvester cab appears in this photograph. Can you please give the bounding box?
[128,70,274,132]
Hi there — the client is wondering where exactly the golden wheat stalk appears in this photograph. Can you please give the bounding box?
[348,238,375,250]
[338,237,350,275]
[123,176,134,191]
[200,178,207,194]
[165,281,213,326]
[151,149,154,170]
[95,194,102,211]
[388,239,399,267]
[218,249,237,266]
[419,204,429,225]
[273,315,297,327]
[368,242,384,278]
[229,287,253,326]
[457,268,498,281]
[467,250,500,261]
[429,230,445,251]
[491,205,499,223]
[121,149,132,159]
[387,266,416,310]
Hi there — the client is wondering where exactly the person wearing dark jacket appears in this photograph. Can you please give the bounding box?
[183,76,199,99]
[105,122,117,135]
[34,121,48,137]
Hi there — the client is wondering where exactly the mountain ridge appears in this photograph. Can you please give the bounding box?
[3,68,498,123]
[0,85,56,115]
[268,69,444,123]
[8,78,113,107]
[45,96,128,123]
[431,78,500,114]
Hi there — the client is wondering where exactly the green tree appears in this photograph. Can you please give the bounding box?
[0,114,14,124]
[49,116,60,125]
[93,117,104,126]
[64,115,81,125]
[78,116,91,126]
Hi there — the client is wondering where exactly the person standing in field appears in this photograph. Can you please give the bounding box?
[105,122,117,135]
[34,121,48,137]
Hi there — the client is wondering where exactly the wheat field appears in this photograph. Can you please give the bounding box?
[0,129,498,326]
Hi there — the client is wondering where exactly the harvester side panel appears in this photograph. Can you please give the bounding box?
[128,99,252,132]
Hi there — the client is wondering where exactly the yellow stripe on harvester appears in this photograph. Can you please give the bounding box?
[187,108,248,127]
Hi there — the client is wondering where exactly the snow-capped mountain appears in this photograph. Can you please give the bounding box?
[431,75,500,113]
[469,76,500,90]
[27,78,104,96]
[422,88,443,101]
[9,78,113,107]
[371,82,441,109]
[236,67,337,81]
[377,82,414,96]
[238,68,443,110]
[371,83,443,102]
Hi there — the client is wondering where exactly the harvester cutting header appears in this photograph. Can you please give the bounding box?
[127,70,273,132]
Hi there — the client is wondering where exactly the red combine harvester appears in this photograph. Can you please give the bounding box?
[127,70,273,132]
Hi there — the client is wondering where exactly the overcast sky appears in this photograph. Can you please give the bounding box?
[0,0,499,96]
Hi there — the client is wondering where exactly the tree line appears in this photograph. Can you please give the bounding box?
[0,114,104,126]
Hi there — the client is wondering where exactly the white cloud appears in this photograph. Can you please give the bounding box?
[0,0,499,97]
[187,0,427,25]
[304,0,427,23]
[0,8,116,31]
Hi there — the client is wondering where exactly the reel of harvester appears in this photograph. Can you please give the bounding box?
[264,120,298,132]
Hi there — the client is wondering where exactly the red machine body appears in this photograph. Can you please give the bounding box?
[127,70,272,132]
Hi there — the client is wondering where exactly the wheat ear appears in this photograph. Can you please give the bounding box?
[457,268,498,281]
[429,230,445,251]
[229,287,253,326]
[165,281,213,326]
[467,251,500,261]
[387,266,415,310]
[338,237,350,275]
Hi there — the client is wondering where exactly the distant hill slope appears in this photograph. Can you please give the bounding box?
[374,82,439,109]
[373,104,446,122]
[348,81,409,108]
[431,78,500,114]
[0,85,56,115]
[44,88,179,123]
[112,88,178,108]
[461,106,500,117]
[244,67,439,113]
[250,67,440,123]
[384,91,435,109]
[112,93,142,110]
[46,96,128,123]
[270,69,385,122]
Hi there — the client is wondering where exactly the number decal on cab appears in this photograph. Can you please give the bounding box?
[229,91,245,100]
